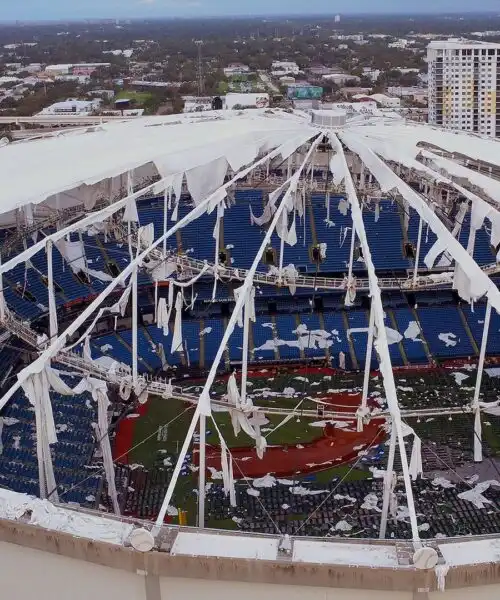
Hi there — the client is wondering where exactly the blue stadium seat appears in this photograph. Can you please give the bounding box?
[462,304,500,355]
[417,306,475,358]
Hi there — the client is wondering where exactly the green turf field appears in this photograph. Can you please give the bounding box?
[128,395,322,468]
[115,90,154,105]
[122,366,484,529]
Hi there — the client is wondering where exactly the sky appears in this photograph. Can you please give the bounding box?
[1,0,500,22]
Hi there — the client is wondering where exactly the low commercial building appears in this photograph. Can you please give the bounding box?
[322,73,360,85]
[271,61,300,76]
[369,93,402,108]
[223,63,250,77]
[37,98,102,116]
[225,92,269,109]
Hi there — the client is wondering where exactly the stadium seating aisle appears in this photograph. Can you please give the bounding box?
[295,312,325,359]
[83,301,492,372]
[321,312,351,364]
[183,320,201,366]
[146,325,181,366]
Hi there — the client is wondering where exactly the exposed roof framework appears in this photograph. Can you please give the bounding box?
[1,108,500,550]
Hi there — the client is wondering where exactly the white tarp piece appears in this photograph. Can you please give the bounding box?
[137,223,155,249]
[0,111,314,226]
[21,370,59,502]
[46,241,58,339]
[0,488,133,545]
[123,198,139,223]
[185,157,228,206]
[157,297,170,336]
[170,290,183,354]
[249,202,275,227]
[55,238,113,283]
[457,480,500,509]
[339,131,500,315]
[89,378,121,515]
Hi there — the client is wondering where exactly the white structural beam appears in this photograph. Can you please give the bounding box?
[472,300,492,463]
[329,132,421,543]
[198,414,206,527]
[0,134,315,414]
[155,133,323,532]
[412,216,423,288]
[379,423,397,539]
[46,240,58,341]
[132,265,138,388]
[361,304,375,411]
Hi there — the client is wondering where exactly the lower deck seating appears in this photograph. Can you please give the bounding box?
[0,375,101,505]
[84,300,487,373]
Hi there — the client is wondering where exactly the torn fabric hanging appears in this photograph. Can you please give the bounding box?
[344,276,357,307]
[123,198,139,223]
[287,210,298,246]
[282,264,299,296]
[156,298,169,336]
[185,157,228,206]
[21,369,59,501]
[91,378,120,514]
[170,172,184,222]
[137,223,155,250]
[171,289,183,354]
[249,201,275,227]
[212,200,225,300]
[401,423,423,481]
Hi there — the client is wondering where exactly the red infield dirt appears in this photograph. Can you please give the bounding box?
[198,411,385,479]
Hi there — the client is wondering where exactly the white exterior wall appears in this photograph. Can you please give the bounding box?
[4,538,500,600]
[428,39,500,137]
[0,540,412,600]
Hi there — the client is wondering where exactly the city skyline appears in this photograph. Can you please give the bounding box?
[1,0,500,22]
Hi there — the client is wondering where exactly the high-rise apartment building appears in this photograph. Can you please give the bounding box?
[427,38,500,137]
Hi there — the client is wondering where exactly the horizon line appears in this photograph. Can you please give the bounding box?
[2,10,500,25]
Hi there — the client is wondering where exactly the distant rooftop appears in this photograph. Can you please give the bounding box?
[428,37,500,49]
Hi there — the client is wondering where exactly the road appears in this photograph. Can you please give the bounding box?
[258,71,280,94]
[0,115,137,126]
